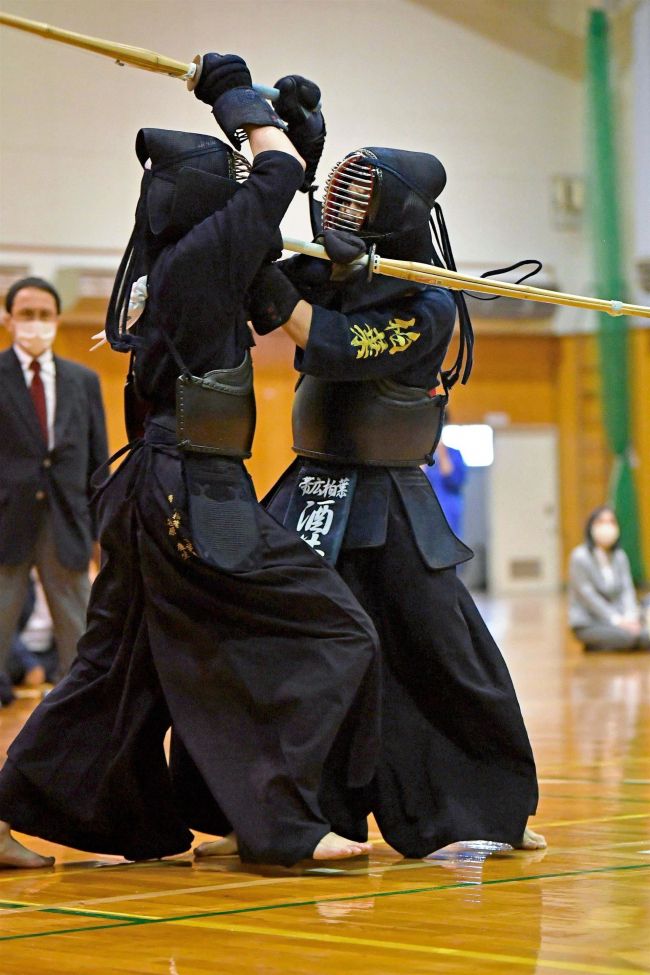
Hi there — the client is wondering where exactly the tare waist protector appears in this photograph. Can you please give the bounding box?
[292,374,445,467]
[176,352,255,458]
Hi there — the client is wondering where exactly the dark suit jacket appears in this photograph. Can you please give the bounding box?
[0,348,108,570]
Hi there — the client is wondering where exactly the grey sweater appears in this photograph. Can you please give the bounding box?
[568,544,639,629]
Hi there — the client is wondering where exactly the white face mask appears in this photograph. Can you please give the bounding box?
[13,321,57,358]
[592,523,619,549]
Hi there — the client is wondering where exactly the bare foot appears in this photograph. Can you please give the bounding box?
[194,832,239,858]
[194,830,371,863]
[0,821,55,869]
[312,832,372,860]
[516,826,547,850]
[24,665,46,688]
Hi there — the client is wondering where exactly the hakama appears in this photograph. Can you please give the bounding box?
[0,428,379,865]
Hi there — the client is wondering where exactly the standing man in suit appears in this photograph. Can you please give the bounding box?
[0,277,108,698]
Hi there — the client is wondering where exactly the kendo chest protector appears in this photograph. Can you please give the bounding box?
[292,374,445,467]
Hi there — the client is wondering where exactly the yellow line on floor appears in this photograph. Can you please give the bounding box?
[163,918,643,975]
[1,838,644,922]
[0,861,168,894]
[0,875,306,917]
[538,812,650,828]
[0,863,121,885]
[0,856,471,918]
[0,896,158,921]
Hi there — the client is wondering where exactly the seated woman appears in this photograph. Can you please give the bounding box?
[568,505,650,652]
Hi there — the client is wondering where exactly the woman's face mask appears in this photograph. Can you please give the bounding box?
[591,518,620,550]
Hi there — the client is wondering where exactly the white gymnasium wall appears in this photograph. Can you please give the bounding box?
[0,0,588,315]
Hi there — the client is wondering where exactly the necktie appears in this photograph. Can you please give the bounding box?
[29,359,48,444]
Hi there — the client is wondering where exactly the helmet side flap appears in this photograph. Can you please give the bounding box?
[135,128,248,238]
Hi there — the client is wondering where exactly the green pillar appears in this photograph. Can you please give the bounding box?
[586,9,645,581]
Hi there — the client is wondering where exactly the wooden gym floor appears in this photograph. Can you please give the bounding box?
[0,591,648,974]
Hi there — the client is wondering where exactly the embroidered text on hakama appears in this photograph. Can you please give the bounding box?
[298,475,351,499]
[166,496,196,559]
[295,475,352,556]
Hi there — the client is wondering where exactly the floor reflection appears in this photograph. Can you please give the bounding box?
[567,656,650,777]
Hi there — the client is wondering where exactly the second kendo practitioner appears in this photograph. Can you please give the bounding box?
[0,56,380,870]
[244,139,546,856]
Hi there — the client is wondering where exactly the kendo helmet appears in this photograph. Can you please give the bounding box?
[322,147,447,260]
[135,128,251,238]
[322,146,474,388]
[105,129,251,352]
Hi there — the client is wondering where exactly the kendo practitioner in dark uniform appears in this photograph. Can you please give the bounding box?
[0,57,380,870]
[240,141,546,856]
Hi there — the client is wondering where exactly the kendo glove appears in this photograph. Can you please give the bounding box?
[248,264,301,335]
[194,53,251,104]
[194,53,286,150]
[273,75,326,191]
[322,229,367,265]
[321,229,368,282]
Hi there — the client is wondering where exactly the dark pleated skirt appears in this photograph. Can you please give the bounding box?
[267,469,539,857]
[0,433,380,866]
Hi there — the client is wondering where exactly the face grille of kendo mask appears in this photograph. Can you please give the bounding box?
[322,153,376,232]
